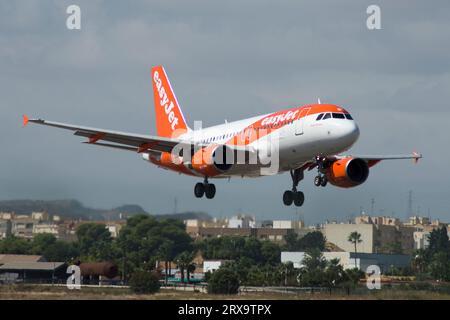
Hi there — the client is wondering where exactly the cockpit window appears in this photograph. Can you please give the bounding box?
[332,113,345,119]
[322,113,331,120]
[345,113,353,120]
[316,113,324,121]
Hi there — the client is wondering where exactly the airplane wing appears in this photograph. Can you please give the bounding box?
[23,115,192,153]
[303,152,422,171]
[335,153,422,166]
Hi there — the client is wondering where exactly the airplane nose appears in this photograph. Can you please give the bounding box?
[333,120,360,146]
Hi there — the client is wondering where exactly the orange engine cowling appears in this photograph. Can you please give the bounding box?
[191,144,234,176]
[325,157,369,188]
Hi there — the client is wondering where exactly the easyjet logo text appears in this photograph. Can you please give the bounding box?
[154,71,179,130]
[260,110,299,126]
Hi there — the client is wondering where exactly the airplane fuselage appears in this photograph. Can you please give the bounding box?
[144,104,360,178]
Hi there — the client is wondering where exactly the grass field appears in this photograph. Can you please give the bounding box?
[1,284,450,300]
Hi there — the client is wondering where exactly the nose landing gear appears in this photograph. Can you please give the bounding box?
[314,175,328,187]
[314,155,329,187]
[194,177,216,199]
[283,168,305,207]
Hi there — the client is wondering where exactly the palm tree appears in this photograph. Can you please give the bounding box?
[158,241,174,285]
[347,231,362,269]
[176,251,194,284]
[186,262,196,284]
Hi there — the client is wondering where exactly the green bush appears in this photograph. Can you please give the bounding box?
[129,271,160,294]
[207,268,240,295]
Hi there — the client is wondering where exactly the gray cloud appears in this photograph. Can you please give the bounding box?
[1,1,449,224]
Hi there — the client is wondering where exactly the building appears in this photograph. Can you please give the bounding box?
[203,260,227,273]
[324,220,415,254]
[281,251,411,273]
[33,222,59,236]
[31,212,49,221]
[0,212,14,220]
[273,220,304,229]
[76,221,125,239]
[0,262,66,283]
[355,215,402,226]
[0,220,12,239]
[413,231,430,250]
[228,215,255,228]
[0,254,46,264]
[11,219,35,239]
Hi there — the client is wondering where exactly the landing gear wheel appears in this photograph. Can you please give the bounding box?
[293,191,305,207]
[320,176,328,187]
[283,190,294,206]
[205,184,216,199]
[194,182,205,198]
[283,168,305,206]
[314,175,322,187]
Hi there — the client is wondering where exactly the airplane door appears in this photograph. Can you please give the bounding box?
[295,108,311,135]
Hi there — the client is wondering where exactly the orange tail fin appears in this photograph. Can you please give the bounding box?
[151,66,190,138]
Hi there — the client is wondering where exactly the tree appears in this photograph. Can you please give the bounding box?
[129,271,161,294]
[323,258,345,291]
[116,215,193,280]
[427,227,450,257]
[76,223,112,260]
[298,248,327,287]
[298,231,326,251]
[0,236,31,254]
[207,268,240,295]
[429,252,450,281]
[176,251,194,283]
[347,231,362,269]
[284,233,299,251]
[42,241,79,262]
[342,268,365,295]
[31,233,57,254]
[261,241,281,266]
[283,231,326,252]
[158,240,174,285]
[278,262,297,286]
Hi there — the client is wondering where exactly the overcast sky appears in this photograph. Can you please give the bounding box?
[1,1,449,224]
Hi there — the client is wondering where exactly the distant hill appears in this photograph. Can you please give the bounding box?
[0,199,149,221]
[0,199,211,222]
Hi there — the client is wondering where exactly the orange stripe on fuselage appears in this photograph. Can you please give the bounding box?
[225,104,347,146]
[148,104,347,177]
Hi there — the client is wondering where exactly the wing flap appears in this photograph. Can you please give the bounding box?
[27,117,191,154]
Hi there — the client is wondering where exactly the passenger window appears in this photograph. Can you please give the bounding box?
[316,113,324,121]
[345,113,353,120]
[323,113,331,120]
[332,113,345,119]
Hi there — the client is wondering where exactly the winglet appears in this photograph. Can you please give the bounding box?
[412,151,422,164]
[22,114,29,127]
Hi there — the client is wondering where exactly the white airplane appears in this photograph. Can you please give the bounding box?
[24,66,422,206]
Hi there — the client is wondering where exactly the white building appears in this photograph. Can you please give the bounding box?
[33,223,59,236]
[31,212,49,221]
[413,231,430,250]
[273,220,304,229]
[0,212,14,220]
[228,215,255,229]
[11,219,35,239]
[203,260,225,273]
[281,251,411,273]
[324,223,375,253]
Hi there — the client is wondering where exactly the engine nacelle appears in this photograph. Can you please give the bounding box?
[191,145,234,176]
[325,157,369,188]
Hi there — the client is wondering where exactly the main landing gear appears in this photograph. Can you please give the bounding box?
[313,155,328,187]
[283,169,305,207]
[194,177,216,199]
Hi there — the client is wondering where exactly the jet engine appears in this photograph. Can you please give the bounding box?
[325,157,369,188]
[191,145,234,176]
